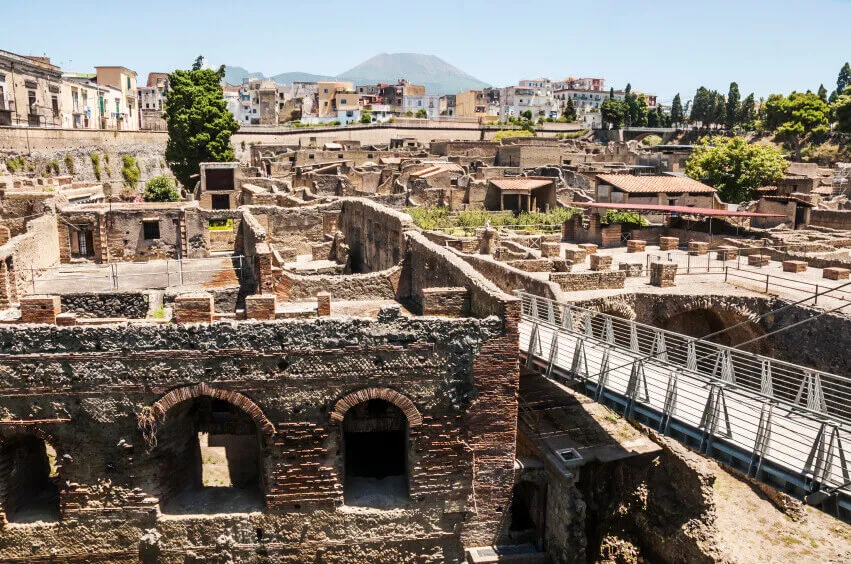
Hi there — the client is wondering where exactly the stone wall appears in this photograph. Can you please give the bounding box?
[277,266,400,302]
[339,198,412,273]
[0,213,60,302]
[59,291,149,319]
[0,306,517,562]
[809,209,851,231]
[550,271,626,292]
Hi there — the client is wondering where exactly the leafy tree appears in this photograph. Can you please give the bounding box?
[712,91,726,129]
[628,93,649,127]
[739,93,756,129]
[837,62,851,97]
[685,136,788,203]
[165,56,239,189]
[691,87,713,127]
[415,109,427,119]
[725,82,740,129]
[671,93,684,126]
[359,110,372,124]
[521,109,533,121]
[764,92,829,160]
[600,98,628,129]
[561,96,576,122]
[834,86,851,134]
[818,84,828,103]
[144,176,181,202]
[647,108,659,127]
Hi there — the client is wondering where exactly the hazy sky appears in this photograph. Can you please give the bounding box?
[4,0,851,104]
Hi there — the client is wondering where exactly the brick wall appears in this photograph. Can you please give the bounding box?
[549,271,626,292]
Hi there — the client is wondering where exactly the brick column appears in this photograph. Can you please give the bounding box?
[21,295,61,324]
[316,292,331,316]
[462,298,520,546]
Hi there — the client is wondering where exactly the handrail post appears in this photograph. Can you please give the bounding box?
[724,266,728,282]
[814,284,818,306]
[765,274,769,294]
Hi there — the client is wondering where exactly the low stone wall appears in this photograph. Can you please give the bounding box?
[550,271,626,292]
[59,292,150,319]
[809,209,851,230]
[457,253,561,301]
[277,266,400,301]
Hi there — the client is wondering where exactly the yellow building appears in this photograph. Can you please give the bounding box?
[455,90,485,119]
[94,66,139,130]
[317,81,354,117]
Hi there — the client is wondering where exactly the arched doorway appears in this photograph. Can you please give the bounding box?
[0,435,60,523]
[661,308,767,354]
[152,396,266,515]
[342,398,409,508]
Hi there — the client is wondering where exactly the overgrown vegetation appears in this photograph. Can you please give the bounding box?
[406,206,580,234]
[46,159,61,175]
[5,156,26,174]
[493,129,534,142]
[601,210,648,226]
[64,153,75,175]
[143,176,180,202]
[641,134,663,147]
[121,155,141,188]
[90,153,102,181]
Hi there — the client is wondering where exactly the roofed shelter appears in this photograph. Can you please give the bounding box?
[488,177,557,213]
[595,174,719,209]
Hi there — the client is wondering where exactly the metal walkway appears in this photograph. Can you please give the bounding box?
[516,291,851,515]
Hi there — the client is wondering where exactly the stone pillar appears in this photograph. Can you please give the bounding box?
[782,260,807,273]
[716,246,737,261]
[824,267,850,280]
[540,242,561,258]
[564,248,586,263]
[589,254,612,271]
[173,293,214,323]
[56,313,78,326]
[659,236,679,251]
[688,241,709,256]
[618,262,643,277]
[317,292,331,316]
[245,294,277,320]
[0,226,10,246]
[626,240,646,253]
[650,261,677,287]
[21,295,61,324]
[578,243,598,255]
[747,254,770,267]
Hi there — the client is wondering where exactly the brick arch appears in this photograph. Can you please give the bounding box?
[0,425,59,450]
[147,383,276,436]
[656,298,760,326]
[331,387,423,427]
[588,297,637,321]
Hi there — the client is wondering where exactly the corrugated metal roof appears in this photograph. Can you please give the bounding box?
[490,178,553,192]
[597,174,716,194]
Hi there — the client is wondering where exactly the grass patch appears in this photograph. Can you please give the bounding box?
[406,206,580,234]
[150,305,166,319]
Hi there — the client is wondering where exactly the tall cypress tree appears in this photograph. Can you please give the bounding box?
[670,93,684,126]
[725,82,740,129]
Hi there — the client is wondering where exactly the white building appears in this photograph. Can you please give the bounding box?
[402,94,440,118]
[499,86,559,121]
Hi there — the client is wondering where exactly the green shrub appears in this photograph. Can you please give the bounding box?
[601,210,648,226]
[240,140,246,150]
[407,206,581,234]
[641,134,663,147]
[5,157,25,173]
[493,129,534,142]
[150,305,166,319]
[90,154,102,181]
[360,111,372,124]
[104,153,110,165]
[143,175,180,202]
[47,159,61,175]
[405,206,451,230]
[64,153,75,174]
[121,155,141,188]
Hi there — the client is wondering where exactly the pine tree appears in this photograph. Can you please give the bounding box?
[725,82,740,129]
[691,87,712,127]
[165,56,239,189]
[670,93,684,126]
[837,62,851,95]
[817,84,828,103]
[739,93,756,129]
[562,96,576,121]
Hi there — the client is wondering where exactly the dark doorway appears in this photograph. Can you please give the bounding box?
[211,194,231,210]
[155,397,264,515]
[343,399,409,508]
[0,436,60,523]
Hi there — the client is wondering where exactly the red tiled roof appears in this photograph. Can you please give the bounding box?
[490,178,553,192]
[597,174,716,194]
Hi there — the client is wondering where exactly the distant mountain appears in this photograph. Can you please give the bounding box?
[337,53,490,95]
[223,53,489,94]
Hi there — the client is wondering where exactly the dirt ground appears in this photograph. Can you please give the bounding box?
[713,466,851,563]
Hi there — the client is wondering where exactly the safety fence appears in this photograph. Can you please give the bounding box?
[516,291,851,509]
[27,256,245,293]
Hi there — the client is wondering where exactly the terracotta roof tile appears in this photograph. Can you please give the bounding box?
[490,178,553,192]
[597,174,716,194]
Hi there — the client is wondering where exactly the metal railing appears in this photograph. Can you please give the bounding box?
[516,291,851,503]
[27,256,245,293]
[725,268,851,305]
